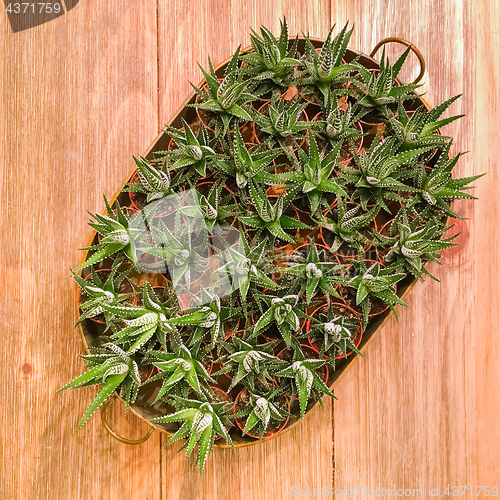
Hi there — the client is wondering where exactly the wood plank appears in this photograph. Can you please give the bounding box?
[0,1,160,499]
[473,0,500,488]
[157,2,334,498]
[331,0,494,495]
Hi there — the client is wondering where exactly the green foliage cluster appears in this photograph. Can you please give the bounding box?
[61,20,481,476]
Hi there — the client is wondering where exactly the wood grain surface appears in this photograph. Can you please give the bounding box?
[0,1,498,499]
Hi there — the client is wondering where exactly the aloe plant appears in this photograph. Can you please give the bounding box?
[317,196,380,253]
[151,396,234,475]
[295,23,358,104]
[268,136,345,215]
[275,240,343,303]
[58,343,142,429]
[387,96,464,151]
[350,46,421,117]
[182,287,242,352]
[140,217,209,288]
[213,129,282,188]
[240,18,300,91]
[143,345,215,402]
[190,47,258,137]
[274,340,334,419]
[308,307,363,360]
[75,196,138,272]
[215,228,278,304]
[236,181,311,245]
[179,178,238,233]
[344,257,407,325]
[73,258,135,326]
[315,101,366,146]
[252,96,313,152]
[339,134,433,212]
[233,387,291,439]
[100,282,179,353]
[124,156,173,203]
[160,119,218,178]
[408,142,483,219]
[214,337,285,390]
[374,209,458,280]
[252,293,303,347]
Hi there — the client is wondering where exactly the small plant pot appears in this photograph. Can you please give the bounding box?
[194,82,252,136]
[276,343,329,392]
[80,269,138,324]
[319,228,362,261]
[252,101,309,151]
[311,112,364,166]
[305,302,363,360]
[128,172,148,213]
[234,387,291,439]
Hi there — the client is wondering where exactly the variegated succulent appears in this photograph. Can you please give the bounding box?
[344,257,407,325]
[190,48,257,137]
[274,339,334,419]
[387,96,464,151]
[214,337,285,391]
[295,22,359,104]
[268,137,346,214]
[151,396,234,475]
[240,18,300,92]
[58,343,142,429]
[233,387,291,439]
[275,240,343,303]
[350,45,421,117]
[75,196,138,272]
[339,134,433,212]
[161,119,218,178]
[408,142,483,219]
[375,209,457,280]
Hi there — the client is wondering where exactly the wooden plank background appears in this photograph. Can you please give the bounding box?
[0,0,498,498]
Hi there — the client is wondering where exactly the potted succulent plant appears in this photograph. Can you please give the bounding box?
[60,19,482,476]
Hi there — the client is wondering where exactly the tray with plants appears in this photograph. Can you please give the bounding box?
[60,20,481,475]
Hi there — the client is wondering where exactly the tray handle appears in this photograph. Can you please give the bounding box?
[101,398,155,445]
[370,37,426,85]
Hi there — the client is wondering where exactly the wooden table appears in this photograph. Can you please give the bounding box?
[1,1,498,498]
